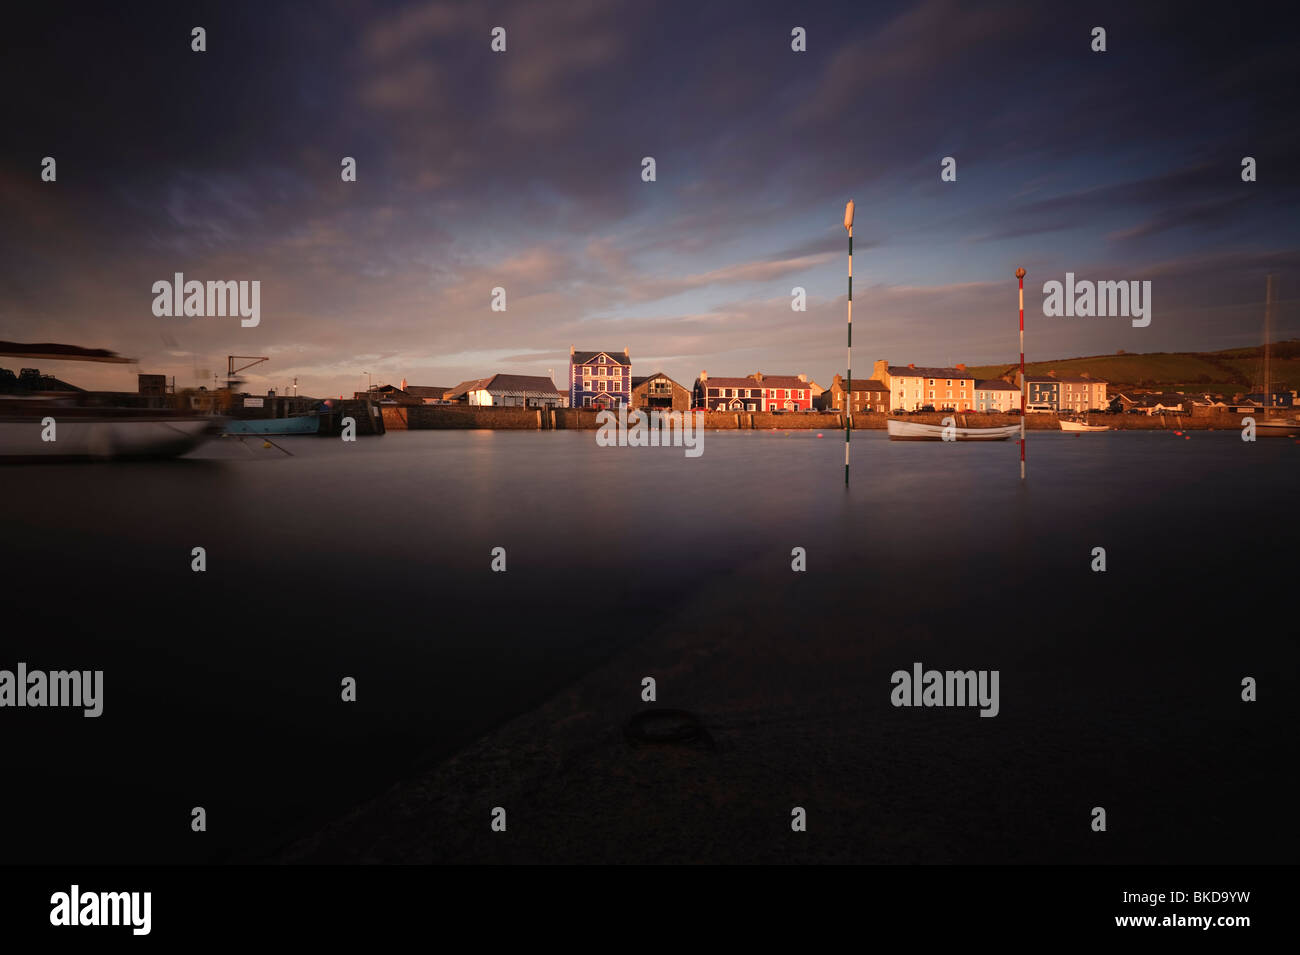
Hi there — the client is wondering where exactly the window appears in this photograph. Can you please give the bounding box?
[947,379,952,387]
[946,390,952,398]
[960,391,966,398]
[929,390,935,399]
[598,355,606,364]
[583,396,591,407]
[784,389,790,398]
[708,388,719,398]
[929,379,935,386]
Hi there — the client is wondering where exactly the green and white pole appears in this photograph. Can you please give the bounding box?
[844,199,855,485]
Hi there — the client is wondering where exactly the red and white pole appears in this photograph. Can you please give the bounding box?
[1017,266,1026,480]
[844,200,855,486]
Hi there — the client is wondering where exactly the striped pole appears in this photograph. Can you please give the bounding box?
[844,199,855,485]
[1017,266,1026,480]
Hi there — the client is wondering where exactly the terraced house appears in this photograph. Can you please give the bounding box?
[871,360,976,412]
[693,372,813,411]
[570,347,630,409]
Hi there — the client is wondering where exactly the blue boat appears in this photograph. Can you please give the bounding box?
[222,415,320,436]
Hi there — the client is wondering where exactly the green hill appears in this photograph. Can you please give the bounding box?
[965,341,1300,395]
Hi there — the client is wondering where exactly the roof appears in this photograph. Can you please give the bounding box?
[887,366,974,379]
[446,377,489,398]
[1026,375,1106,384]
[404,385,453,398]
[631,371,685,390]
[752,375,808,389]
[698,377,765,389]
[572,350,630,366]
[974,379,1019,391]
[836,377,889,392]
[480,373,562,394]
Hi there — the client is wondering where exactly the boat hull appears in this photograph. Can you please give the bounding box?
[222,415,321,436]
[886,418,1019,441]
[1254,419,1299,436]
[0,414,222,462]
[1060,420,1109,432]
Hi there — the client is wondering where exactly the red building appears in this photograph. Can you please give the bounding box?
[751,373,813,411]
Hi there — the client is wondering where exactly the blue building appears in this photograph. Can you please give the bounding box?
[570,347,631,409]
[1026,378,1060,410]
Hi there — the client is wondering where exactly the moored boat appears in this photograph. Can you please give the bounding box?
[0,402,223,462]
[1254,416,1299,436]
[886,418,1019,441]
[1060,420,1109,432]
[222,414,321,436]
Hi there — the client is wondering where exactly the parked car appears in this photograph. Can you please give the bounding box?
[891,408,907,415]
[918,404,936,413]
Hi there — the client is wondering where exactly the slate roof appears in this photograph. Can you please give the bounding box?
[572,350,630,366]
[887,366,974,378]
[481,374,562,394]
[974,379,1020,391]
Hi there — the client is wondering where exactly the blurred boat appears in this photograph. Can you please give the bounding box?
[0,400,222,461]
[222,415,320,436]
[886,418,1018,441]
[1060,420,1109,432]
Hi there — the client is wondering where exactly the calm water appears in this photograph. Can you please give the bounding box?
[2,429,1296,862]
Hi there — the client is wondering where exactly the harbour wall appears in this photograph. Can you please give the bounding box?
[380,405,1269,432]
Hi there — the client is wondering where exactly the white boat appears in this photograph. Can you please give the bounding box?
[0,405,222,461]
[1,341,223,461]
[886,418,1019,441]
[1254,417,1299,436]
[1060,420,1109,432]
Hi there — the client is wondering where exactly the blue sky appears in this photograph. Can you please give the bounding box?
[1,0,1296,396]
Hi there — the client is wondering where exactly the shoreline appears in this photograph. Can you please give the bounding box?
[380,405,1270,432]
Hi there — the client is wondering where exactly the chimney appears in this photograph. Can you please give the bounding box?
[623,347,629,357]
[955,364,966,372]
[400,377,408,391]
[797,373,807,382]
[570,345,575,356]
[699,370,707,381]
[908,363,915,370]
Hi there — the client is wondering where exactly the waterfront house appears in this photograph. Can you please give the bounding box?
[973,379,1020,412]
[631,372,691,412]
[828,374,889,413]
[445,378,490,403]
[469,373,565,408]
[404,385,455,404]
[1026,377,1061,411]
[570,347,631,409]
[694,372,764,411]
[748,372,813,411]
[872,360,976,411]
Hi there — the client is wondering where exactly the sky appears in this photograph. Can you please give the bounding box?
[1,0,1297,397]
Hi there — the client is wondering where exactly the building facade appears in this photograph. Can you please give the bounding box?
[631,372,692,411]
[469,373,565,408]
[1026,376,1108,413]
[828,374,889,413]
[570,347,631,409]
[972,379,1020,412]
[872,360,976,411]
[693,371,813,411]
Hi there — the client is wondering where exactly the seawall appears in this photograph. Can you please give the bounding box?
[380,405,1271,432]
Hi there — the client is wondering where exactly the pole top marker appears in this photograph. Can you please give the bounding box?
[1015,267,1026,279]
[844,200,855,231]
